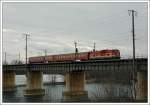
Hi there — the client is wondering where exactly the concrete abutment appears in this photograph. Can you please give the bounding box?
[3,71,16,92]
[63,71,88,102]
[24,71,45,96]
[136,71,147,101]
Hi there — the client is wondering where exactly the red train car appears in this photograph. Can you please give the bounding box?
[52,52,89,62]
[77,52,89,61]
[53,53,74,62]
[28,49,120,63]
[29,56,45,63]
[45,55,53,62]
[89,49,120,60]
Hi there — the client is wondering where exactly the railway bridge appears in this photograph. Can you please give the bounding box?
[3,58,148,101]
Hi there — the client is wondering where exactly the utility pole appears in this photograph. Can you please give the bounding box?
[93,43,96,52]
[74,41,78,61]
[4,52,7,64]
[128,9,137,100]
[23,33,30,77]
[73,41,78,92]
[44,49,47,56]
[18,52,21,64]
[44,49,47,63]
[19,52,20,62]
[23,33,30,64]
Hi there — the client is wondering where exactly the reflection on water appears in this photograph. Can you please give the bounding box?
[87,83,132,102]
[15,75,64,85]
[3,75,132,102]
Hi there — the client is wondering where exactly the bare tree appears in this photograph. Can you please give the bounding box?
[11,59,23,64]
[3,61,8,65]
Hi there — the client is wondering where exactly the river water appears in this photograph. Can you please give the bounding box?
[3,75,133,103]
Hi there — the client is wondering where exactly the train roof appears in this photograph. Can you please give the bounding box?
[29,51,89,58]
[29,49,120,58]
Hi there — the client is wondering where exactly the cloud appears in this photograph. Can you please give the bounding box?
[2,2,148,63]
[3,28,14,32]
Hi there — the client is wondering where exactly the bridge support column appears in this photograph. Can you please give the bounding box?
[63,71,88,102]
[136,71,147,101]
[24,71,45,96]
[3,71,15,92]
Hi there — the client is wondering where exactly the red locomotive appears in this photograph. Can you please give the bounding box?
[29,49,120,63]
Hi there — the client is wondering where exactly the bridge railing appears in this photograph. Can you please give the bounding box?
[2,58,147,75]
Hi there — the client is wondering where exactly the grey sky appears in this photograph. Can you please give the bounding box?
[2,2,148,63]
[1,0,149,1]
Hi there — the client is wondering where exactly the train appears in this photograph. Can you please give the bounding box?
[29,49,120,63]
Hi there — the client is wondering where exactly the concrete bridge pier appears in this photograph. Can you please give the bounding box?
[24,71,45,96]
[63,71,88,102]
[3,71,16,92]
[136,71,147,101]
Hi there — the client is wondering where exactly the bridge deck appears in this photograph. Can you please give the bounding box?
[3,58,147,75]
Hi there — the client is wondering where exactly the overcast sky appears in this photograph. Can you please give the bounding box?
[2,2,148,63]
[1,0,149,1]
